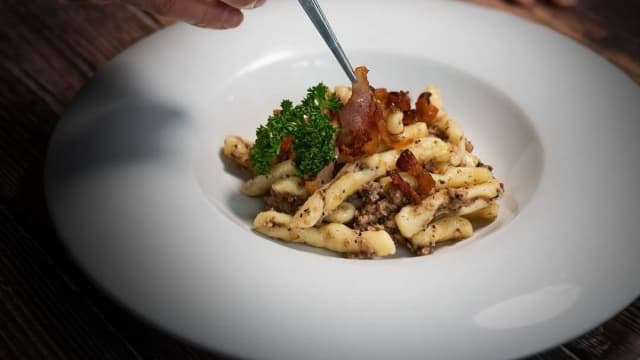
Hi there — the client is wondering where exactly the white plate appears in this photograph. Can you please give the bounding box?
[45,0,640,359]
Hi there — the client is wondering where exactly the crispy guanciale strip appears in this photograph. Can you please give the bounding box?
[389,171,421,204]
[373,87,415,149]
[277,135,294,162]
[396,149,435,197]
[375,88,412,112]
[402,109,417,125]
[375,102,412,149]
[415,92,439,124]
[387,91,412,111]
[337,66,377,159]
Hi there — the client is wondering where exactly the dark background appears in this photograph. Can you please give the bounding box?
[1,0,638,358]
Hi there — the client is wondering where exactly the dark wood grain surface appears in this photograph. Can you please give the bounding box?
[1,0,638,359]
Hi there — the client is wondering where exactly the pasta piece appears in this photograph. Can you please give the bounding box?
[391,122,428,143]
[425,85,443,110]
[324,169,380,214]
[449,180,503,201]
[253,210,395,257]
[425,85,464,144]
[241,160,296,196]
[385,109,404,135]
[456,199,490,216]
[382,167,490,191]
[334,85,352,105]
[464,201,499,222]
[323,168,380,215]
[449,138,466,166]
[252,210,295,240]
[223,135,253,168]
[297,224,395,257]
[290,191,325,227]
[450,140,479,167]
[379,172,417,189]
[361,136,451,170]
[291,166,378,228]
[461,150,480,167]
[325,202,356,224]
[429,161,451,175]
[271,177,307,197]
[446,118,464,144]
[410,216,473,251]
[432,167,494,188]
[432,115,464,145]
[395,190,449,238]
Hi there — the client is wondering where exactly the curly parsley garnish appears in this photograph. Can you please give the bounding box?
[250,83,342,176]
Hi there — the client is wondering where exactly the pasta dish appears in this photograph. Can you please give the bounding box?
[223,66,503,258]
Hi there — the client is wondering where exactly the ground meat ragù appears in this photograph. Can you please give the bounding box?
[351,182,410,246]
[264,190,306,215]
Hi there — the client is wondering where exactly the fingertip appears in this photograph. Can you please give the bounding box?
[510,0,535,6]
[222,9,243,28]
[249,0,266,9]
[551,0,578,7]
[221,0,264,9]
[199,5,243,29]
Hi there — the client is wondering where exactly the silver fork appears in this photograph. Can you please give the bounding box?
[297,0,357,82]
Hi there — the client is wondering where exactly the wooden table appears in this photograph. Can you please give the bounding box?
[1,0,638,358]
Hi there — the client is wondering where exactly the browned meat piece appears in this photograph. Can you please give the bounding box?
[263,190,305,215]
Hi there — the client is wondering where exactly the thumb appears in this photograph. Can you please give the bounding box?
[124,0,244,29]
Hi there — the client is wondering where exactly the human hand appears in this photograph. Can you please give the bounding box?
[511,0,578,7]
[121,0,266,29]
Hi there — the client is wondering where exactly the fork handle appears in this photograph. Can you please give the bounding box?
[298,0,357,82]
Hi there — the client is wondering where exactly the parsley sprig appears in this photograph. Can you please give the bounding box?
[250,83,342,176]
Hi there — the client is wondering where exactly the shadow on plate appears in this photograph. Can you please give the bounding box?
[47,65,189,186]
